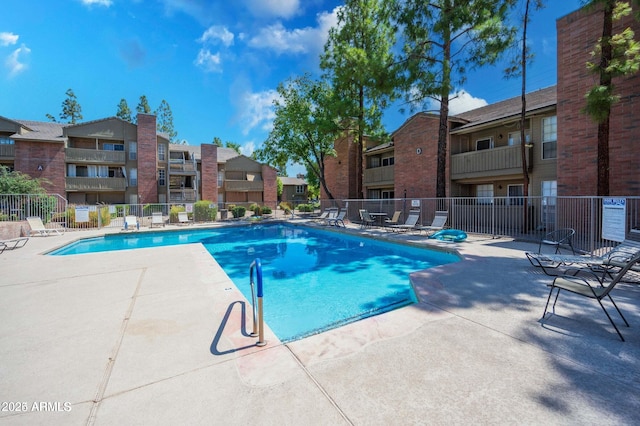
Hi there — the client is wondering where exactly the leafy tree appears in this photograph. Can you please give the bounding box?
[225,142,242,154]
[155,99,178,142]
[212,136,223,146]
[0,166,48,194]
[320,0,401,198]
[583,0,640,195]
[398,0,517,197]
[276,177,283,198]
[46,88,83,124]
[116,98,133,122]
[255,74,340,199]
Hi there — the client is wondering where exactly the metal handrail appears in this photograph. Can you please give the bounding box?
[249,258,266,346]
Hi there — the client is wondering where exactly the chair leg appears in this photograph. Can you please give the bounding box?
[597,298,625,341]
[542,286,557,319]
[606,295,629,327]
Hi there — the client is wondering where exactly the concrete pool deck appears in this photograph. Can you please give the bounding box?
[1,221,640,425]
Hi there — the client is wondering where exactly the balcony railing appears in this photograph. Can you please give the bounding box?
[0,144,15,158]
[450,145,531,180]
[363,165,394,186]
[66,177,127,191]
[65,147,126,164]
[224,180,264,192]
[169,189,197,202]
[169,163,197,173]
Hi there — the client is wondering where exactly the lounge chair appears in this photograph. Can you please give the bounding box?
[0,237,29,253]
[26,216,64,236]
[150,212,165,228]
[389,210,420,233]
[124,215,139,231]
[526,235,640,277]
[178,211,191,225]
[359,209,375,228]
[542,251,640,341]
[419,211,448,235]
[327,209,347,227]
[384,211,402,227]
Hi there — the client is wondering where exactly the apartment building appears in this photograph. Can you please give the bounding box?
[0,113,278,208]
[323,4,640,201]
[279,176,309,205]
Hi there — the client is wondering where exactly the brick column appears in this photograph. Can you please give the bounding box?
[136,114,158,203]
[14,141,66,196]
[200,144,218,203]
[261,164,277,207]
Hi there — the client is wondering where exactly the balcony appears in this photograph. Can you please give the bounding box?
[65,147,126,164]
[450,145,531,181]
[66,177,126,191]
[169,162,197,174]
[169,189,197,202]
[224,180,264,192]
[363,165,394,186]
[0,144,15,158]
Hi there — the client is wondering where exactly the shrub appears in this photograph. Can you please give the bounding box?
[169,205,185,223]
[143,204,163,215]
[297,203,314,212]
[249,203,262,216]
[194,200,217,222]
[231,205,246,218]
[261,205,272,215]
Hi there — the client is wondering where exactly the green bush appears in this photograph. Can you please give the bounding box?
[297,203,314,212]
[143,204,164,215]
[169,205,186,223]
[194,200,217,222]
[249,203,262,216]
[231,205,246,218]
[115,205,129,218]
[261,205,272,215]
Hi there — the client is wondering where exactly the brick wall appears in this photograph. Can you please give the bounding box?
[557,5,640,196]
[322,134,359,200]
[136,114,158,203]
[200,144,218,202]
[14,141,66,195]
[261,164,278,207]
[393,114,441,199]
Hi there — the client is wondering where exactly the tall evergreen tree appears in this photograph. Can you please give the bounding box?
[320,0,401,198]
[136,95,151,114]
[116,98,133,122]
[583,0,640,195]
[46,88,83,124]
[154,99,178,142]
[398,0,516,197]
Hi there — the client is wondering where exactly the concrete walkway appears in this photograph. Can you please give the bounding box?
[1,222,639,425]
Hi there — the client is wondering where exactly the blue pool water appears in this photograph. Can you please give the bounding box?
[49,223,459,342]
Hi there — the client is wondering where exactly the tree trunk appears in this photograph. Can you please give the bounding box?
[436,7,452,199]
[597,1,614,197]
[520,0,531,233]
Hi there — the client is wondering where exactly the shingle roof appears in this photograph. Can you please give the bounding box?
[279,176,307,186]
[451,86,556,131]
[169,144,242,163]
[12,120,66,142]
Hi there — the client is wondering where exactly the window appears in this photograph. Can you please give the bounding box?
[0,137,14,145]
[508,184,524,205]
[541,180,557,228]
[129,168,137,186]
[369,156,381,168]
[382,190,395,199]
[382,156,394,166]
[295,185,305,194]
[477,184,493,204]
[218,171,224,187]
[129,142,137,160]
[542,116,557,159]
[98,165,109,177]
[476,138,493,151]
[158,144,166,161]
[67,164,76,177]
[542,180,557,204]
[103,143,124,151]
[158,169,166,186]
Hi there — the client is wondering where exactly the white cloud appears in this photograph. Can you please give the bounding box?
[5,44,30,77]
[241,141,256,157]
[238,89,280,135]
[415,89,488,115]
[244,0,300,19]
[0,32,19,46]
[199,26,234,47]
[194,48,222,73]
[248,7,338,55]
[80,0,113,6]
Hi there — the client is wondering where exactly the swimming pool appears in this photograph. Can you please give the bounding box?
[50,223,460,341]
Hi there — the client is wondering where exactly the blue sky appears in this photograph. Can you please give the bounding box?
[2,0,582,175]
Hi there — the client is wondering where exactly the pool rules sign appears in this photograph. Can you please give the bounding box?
[602,198,626,242]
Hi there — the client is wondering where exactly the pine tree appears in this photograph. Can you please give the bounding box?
[116,99,132,122]
[154,99,178,142]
